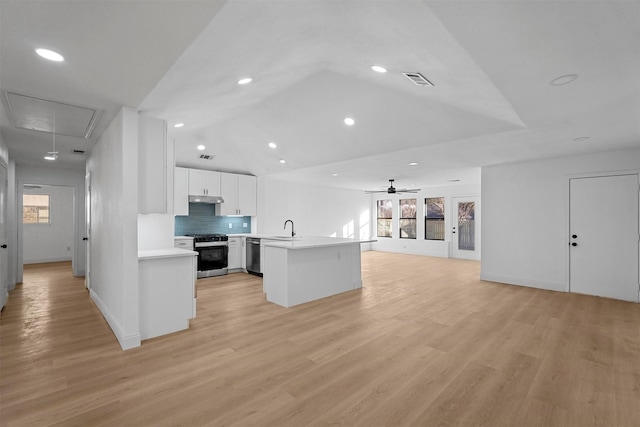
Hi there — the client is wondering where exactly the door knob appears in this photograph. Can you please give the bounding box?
[1,244,6,248]
[83,237,88,241]
[571,242,577,247]
[572,234,577,239]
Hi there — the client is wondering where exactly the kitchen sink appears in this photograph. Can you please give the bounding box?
[265,235,302,241]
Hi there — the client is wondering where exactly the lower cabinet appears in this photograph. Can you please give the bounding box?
[138,251,197,340]
[228,237,243,271]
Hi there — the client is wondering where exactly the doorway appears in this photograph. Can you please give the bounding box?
[451,196,480,260]
[569,174,639,302]
[17,182,81,283]
[1,162,8,311]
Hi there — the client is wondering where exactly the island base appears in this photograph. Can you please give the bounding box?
[263,243,363,307]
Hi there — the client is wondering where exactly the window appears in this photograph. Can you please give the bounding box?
[376,199,392,237]
[399,199,416,239]
[425,197,444,240]
[23,194,50,224]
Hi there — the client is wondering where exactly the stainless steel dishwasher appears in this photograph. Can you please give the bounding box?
[246,237,262,276]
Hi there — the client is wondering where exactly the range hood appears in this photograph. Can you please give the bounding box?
[189,195,224,204]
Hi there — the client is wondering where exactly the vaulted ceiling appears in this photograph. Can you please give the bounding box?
[1,1,638,191]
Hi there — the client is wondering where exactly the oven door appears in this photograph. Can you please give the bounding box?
[195,243,228,277]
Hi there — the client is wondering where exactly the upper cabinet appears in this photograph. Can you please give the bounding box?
[139,115,171,214]
[218,173,257,216]
[188,169,221,196]
[174,167,189,216]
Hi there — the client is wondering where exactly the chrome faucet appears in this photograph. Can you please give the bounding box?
[284,219,296,237]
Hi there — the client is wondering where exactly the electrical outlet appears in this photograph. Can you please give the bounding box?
[243,223,248,228]
[228,223,233,229]
[67,247,71,251]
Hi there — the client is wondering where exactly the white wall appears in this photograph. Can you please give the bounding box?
[86,107,140,350]
[481,148,640,292]
[15,165,86,279]
[257,177,372,248]
[22,185,74,264]
[370,183,481,258]
[138,214,174,251]
[0,134,8,163]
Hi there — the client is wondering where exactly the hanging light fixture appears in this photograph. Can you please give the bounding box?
[44,112,58,161]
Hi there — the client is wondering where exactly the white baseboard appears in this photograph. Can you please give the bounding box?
[24,257,72,264]
[480,273,567,293]
[90,289,141,350]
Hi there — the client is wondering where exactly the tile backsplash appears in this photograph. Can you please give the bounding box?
[175,203,251,235]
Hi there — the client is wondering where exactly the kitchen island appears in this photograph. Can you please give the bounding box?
[262,236,374,307]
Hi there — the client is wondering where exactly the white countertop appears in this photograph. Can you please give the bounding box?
[138,248,198,260]
[261,236,376,250]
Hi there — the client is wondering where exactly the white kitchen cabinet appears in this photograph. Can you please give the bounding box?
[174,167,189,216]
[218,172,257,216]
[189,169,221,196]
[138,115,169,214]
[237,174,257,216]
[138,249,197,340]
[241,237,246,269]
[228,236,243,270]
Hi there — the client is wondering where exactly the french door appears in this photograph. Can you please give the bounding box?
[452,196,480,260]
[569,174,639,302]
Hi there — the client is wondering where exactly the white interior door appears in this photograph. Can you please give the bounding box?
[85,172,91,290]
[0,163,8,311]
[570,174,639,302]
[451,196,480,260]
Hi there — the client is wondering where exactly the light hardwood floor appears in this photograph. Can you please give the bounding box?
[1,253,639,426]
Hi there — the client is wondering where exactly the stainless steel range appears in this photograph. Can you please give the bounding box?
[186,234,229,278]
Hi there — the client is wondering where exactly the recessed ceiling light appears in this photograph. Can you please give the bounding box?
[197,145,206,151]
[549,74,578,86]
[44,155,56,161]
[237,77,252,85]
[371,65,387,73]
[573,136,590,141]
[268,142,277,149]
[280,159,286,164]
[332,173,339,176]
[409,162,418,166]
[36,48,64,62]
[344,117,355,126]
[447,179,460,183]
[174,123,184,128]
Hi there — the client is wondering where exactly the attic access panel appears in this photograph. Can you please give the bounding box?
[4,92,101,139]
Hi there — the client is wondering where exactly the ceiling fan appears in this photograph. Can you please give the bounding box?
[365,179,420,194]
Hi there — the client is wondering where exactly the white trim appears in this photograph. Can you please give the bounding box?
[24,257,72,264]
[480,273,567,293]
[90,289,141,350]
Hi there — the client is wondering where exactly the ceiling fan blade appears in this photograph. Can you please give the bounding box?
[364,190,387,194]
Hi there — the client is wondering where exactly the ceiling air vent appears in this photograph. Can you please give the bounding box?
[71,149,85,155]
[199,154,214,160]
[402,72,434,87]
